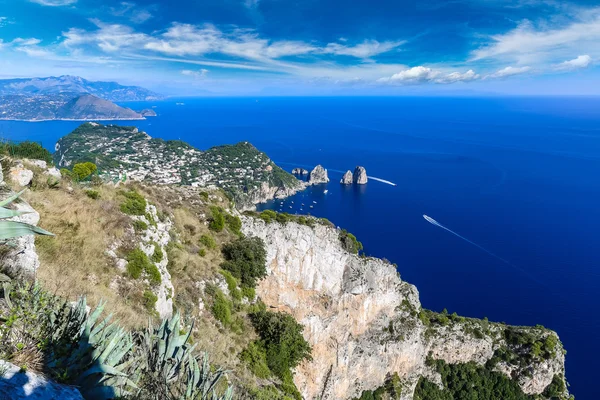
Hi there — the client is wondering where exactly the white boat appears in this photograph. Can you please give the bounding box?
[324,190,328,194]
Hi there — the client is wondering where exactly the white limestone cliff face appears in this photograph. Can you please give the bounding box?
[353,166,368,184]
[136,204,174,319]
[241,217,568,400]
[242,180,307,211]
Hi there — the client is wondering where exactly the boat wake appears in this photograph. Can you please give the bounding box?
[368,176,396,186]
[423,215,545,286]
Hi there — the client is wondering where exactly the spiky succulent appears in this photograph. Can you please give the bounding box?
[0,189,53,240]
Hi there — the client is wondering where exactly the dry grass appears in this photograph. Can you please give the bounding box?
[25,184,148,328]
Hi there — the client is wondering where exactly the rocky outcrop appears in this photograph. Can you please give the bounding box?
[241,217,568,400]
[340,170,353,184]
[135,204,174,319]
[292,168,309,175]
[2,193,41,278]
[0,360,83,400]
[9,163,34,187]
[308,165,329,185]
[353,166,368,184]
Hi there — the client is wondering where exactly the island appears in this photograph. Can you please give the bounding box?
[0,75,163,121]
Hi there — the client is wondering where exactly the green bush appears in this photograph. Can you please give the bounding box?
[354,373,402,400]
[225,214,242,235]
[219,270,242,301]
[240,341,271,379]
[142,290,158,312]
[60,168,74,180]
[72,162,97,181]
[414,359,530,400]
[120,190,147,215]
[241,285,256,300]
[221,236,267,288]
[199,248,207,257]
[211,288,232,326]
[0,141,52,163]
[259,210,277,223]
[151,243,163,263]
[339,229,363,254]
[250,310,312,381]
[126,248,161,285]
[84,190,100,200]
[209,206,225,232]
[133,220,148,232]
[199,234,217,249]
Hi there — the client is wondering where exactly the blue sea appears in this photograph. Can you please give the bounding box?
[2,97,599,399]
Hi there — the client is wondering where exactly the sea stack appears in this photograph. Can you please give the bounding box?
[353,166,368,184]
[341,170,353,184]
[308,165,329,184]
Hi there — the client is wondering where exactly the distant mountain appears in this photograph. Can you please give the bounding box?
[0,75,164,102]
[0,94,143,121]
[0,75,162,121]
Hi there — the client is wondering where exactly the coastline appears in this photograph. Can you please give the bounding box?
[0,117,147,122]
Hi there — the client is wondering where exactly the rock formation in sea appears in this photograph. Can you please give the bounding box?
[340,170,353,184]
[353,166,368,184]
[292,168,309,175]
[308,165,329,184]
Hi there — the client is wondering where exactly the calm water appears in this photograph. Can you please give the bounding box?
[2,97,599,399]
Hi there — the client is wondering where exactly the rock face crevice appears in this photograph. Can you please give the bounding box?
[241,217,568,400]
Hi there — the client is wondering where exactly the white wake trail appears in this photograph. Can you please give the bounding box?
[367,176,397,186]
[423,215,545,286]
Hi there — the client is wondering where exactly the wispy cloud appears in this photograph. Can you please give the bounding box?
[110,2,154,24]
[556,54,592,70]
[29,0,77,6]
[181,69,209,77]
[486,65,531,78]
[471,8,600,64]
[0,17,8,28]
[323,40,404,59]
[377,66,479,84]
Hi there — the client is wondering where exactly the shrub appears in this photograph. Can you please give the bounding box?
[241,285,256,300]
[133,220,148,232]
[259,210,277,223]
[143,290,158,312]
[250,310,312,380]
[60,168,74,180]
[211,288,232,326]
[199,248,207,257]
[84,190,100,200]
[0,141,52,163]
[240,341,271,379]
[209,206,225,232]
[220,270,242,301]
[151,243,164,263]
[221,236,267,288]
[120,190,147,215]
[72,162,97,181]
[225,214,242,235]
[126,248,161,285]
[199,234,217,249]
[339,229,363,254]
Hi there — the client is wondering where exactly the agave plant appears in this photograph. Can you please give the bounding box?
[132,312,233,400]
[0,189,53,240]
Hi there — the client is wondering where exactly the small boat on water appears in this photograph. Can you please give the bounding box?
[313,201,317,204]
[310,205,314,208]
[324,190,329,194]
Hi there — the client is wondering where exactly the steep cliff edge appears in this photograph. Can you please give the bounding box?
[241,217,570,400]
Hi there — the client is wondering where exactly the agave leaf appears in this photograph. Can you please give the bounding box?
[0,221,54,240]
[78,385,119,400]
[0,190,26,207]
[0,207,28,219]
[77,363,128,382]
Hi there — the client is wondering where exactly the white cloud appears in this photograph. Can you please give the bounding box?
[323,40,403,58]
[111,2,153,24]
[0,17,7,28]
[181,69,209,77]
[471,8,600,64]
[377,66,479,84]
[487,66,531,78]
[557,54,592,70]
[29,0,77,6]
[244,0,260,9]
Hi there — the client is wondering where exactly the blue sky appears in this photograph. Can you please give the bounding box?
[0,0,599,95]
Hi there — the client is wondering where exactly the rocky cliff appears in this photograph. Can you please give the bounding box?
[241,217,569,400]
[308,165,329,185]
[341,170,353,184]
[353,166,368,184]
